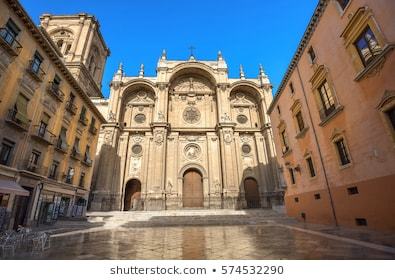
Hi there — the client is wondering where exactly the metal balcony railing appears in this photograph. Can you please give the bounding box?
[31,125,56,145]
[65,101,77,115]
[26,60,45,82]
[70,147,81,160]
[55,138,69,153]
[5,109,30,131]
[0,28,22,56]
[318,105,336,121]
[46,82,65,102]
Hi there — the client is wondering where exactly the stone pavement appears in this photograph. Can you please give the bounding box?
[6,209,395,260]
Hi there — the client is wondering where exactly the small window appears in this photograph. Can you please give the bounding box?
[318,80,336,117]
[295,111,305,132]
[57,127,68,150]
[48,160,59,179]
[306,157,316,177]
[84,145,91,162]
[355,218,367,226]
[0,139,15,166]
[72,138,80,156]
[79,172,85,187]
[27,150,40,171]
[280,129,290,154]
[80,106,87,120]
[53,75,61,87]
[66,167,74,184]
[69,93,75,104]
[289,168,295,184]
[294,197,299,203]
[289,82,295,94]
[0,193,10,207]
[335,138,351,166]
[1,19,20,45]
[30,51,43,74]
[277,105,281,115]
[386,107,395,131]
[314,193,321,200]
[354,26,382,66]
[336,0,350,10]
[347,186,359,195]
[308,46,316,63]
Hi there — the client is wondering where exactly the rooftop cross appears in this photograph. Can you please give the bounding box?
[189,45,196,59]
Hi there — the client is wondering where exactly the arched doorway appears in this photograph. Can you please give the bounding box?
[244,178,261,208]
[183,169,203,207]
[123,179,142,211]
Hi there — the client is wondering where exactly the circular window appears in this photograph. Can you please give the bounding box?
[242,144,251,154]
[237,115,248,124]
[132,144,142,155]
[134,114,146,123]
[183,106,201,124]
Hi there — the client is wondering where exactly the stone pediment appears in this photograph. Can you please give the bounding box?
[127,91,155,105]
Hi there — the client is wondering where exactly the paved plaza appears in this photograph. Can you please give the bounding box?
[7,210,395,260]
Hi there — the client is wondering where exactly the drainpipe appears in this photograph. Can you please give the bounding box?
[295,65,338,226]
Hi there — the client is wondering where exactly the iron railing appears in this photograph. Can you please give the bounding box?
[46,82,65,102]
[26,60,46,82]
[65,101,77,115]
[31,125,56,145]
[5,109,30,131]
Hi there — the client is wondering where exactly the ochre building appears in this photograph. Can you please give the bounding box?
[0,0,109,229]
[268,0,395,231]
[90,53,284,211]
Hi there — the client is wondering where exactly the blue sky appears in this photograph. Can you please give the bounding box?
[20,0,318,98]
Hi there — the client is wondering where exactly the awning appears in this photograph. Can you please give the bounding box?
[0,179,30,196]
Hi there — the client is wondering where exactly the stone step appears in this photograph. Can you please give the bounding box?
[86,209,292,226]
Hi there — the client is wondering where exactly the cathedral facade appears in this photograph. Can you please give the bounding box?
[90,52,285,211]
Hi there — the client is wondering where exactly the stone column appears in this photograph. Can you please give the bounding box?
[217,122,240,209]
[146,123,169,210]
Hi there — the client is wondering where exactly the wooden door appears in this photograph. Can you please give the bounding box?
[183,170,203,207]
[244,178,261,208]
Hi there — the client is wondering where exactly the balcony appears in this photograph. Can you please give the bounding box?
[70,148,81,161]
[55,138,69,154]
[65,101,77,115]
[23,160,44,175]
[26,60,45,82]
[31,125,56,146]
[0,28,22,56]
[5,109,30,131]
[46,82,65,102]
[82,157,93,167]
[78,115,88,126]
[89,125,98,135]
[318,105,344,127]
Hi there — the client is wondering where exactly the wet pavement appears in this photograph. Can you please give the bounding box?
[7,210,395,260]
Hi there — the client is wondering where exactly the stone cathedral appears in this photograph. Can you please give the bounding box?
[90,51,284,211]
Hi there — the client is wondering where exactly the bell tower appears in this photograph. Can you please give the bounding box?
[40,13,110,97]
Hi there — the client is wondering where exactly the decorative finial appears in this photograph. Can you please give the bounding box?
[161,49,167,60]
[139,64,144,78]
[240,64,245,79]
[117,62,123,73]
[259,64,265,76]
[217,51,223,61]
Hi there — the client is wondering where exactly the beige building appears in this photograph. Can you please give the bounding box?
[0,0,108,229]
[268,0,395,231]
[90,53,284,211]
